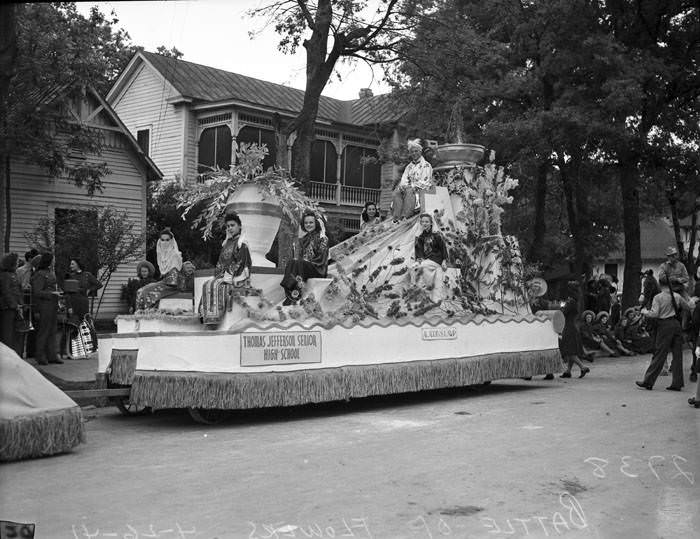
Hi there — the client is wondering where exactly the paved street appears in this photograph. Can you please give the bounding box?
[1,353,699,539]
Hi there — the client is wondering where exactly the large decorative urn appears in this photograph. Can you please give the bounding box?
[225,183,282,267]
[432,143,485,171]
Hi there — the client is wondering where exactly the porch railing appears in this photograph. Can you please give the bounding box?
[306,181,380,207]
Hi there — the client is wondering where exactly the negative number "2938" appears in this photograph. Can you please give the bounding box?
[584,455,694,485]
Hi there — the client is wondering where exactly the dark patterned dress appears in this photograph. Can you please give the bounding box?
[200,236,252,325]
[280,231,329,302]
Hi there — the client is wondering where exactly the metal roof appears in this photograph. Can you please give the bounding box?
[606,219,677,261]
[141,51,402,127]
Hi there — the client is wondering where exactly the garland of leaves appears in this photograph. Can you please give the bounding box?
[175,143,322,238]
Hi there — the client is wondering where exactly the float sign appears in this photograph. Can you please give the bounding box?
[240,331,322,366]
[421,327,457,341]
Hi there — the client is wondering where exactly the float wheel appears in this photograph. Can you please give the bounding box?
[113,397,151,416]
[188,408,229,425]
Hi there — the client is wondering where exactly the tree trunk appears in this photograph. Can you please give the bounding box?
[0,4,17,252]
[528,159,548,262]
[619,154,642,310]
[688,205,698,279]
[286,0,340,185]
[667,187,686,260]
[559,157,590,279]
[1,156,10,252]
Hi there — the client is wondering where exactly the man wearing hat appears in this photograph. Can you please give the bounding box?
[636,275,690,391]
[658,246,689,295]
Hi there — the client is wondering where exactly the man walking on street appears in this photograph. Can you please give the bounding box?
[636,275,690,391]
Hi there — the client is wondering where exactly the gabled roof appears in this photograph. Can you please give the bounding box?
[31,82,162,180]
[112,51,402,127]
[605,219,677,261]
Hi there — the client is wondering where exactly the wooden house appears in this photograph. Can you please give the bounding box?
[106,51,404,235]
[6,85,162,320]
[591,219,678,292]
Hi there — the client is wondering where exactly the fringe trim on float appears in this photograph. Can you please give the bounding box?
[109,354,137,385]
[130,349,563,410]
[115,313,200,324]
[0,406,85,462]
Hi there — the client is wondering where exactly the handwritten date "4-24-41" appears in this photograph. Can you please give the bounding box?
[584,455,694,485]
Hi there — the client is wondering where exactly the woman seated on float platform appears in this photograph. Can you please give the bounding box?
[360,201,382,231]
[412,213,448,303]
[391,139,433,221]
[135,228,189,311]
[200,211,252,325]
[280,210,329,305]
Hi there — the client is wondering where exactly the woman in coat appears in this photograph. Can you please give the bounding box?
[280,210,329,305]
[0,253,23,355]
[65,258,101,321]
[559,284,590,378]
[31,253,62,365]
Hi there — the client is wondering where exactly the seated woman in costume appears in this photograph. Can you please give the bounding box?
[360,201,382,232]
[391,139,433,222]
[135,228,186,311]
[579,310,618,357]
[412,213,449,303]
[123,261,156,313]
[200,211,252,325]
[280,210,329,305]
[592,311,634,356]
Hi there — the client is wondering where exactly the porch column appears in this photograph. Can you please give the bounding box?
[336,135,343,206]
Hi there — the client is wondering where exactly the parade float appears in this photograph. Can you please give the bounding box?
[1,343,85,461]
[98,143,563,424]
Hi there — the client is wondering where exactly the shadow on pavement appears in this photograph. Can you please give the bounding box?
[98,379,556,429]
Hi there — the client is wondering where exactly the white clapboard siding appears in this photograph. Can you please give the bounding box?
[110,62,183,182]
[9,128,148,322]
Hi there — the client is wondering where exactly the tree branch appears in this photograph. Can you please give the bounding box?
[296,0,315,29]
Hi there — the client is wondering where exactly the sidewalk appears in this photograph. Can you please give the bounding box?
[25,355,98,388]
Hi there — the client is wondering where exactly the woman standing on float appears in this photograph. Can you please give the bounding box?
[391,139,433,221]
[200,211,252,325]
[280,210,329,305]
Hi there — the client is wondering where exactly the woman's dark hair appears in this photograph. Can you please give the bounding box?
[418,213,433,223]
[159,227,174,239]
[70,258,83,271]
[361,201,378,223]
[301,210,322,233]
[37,252,53,270]
[224,211,242,227]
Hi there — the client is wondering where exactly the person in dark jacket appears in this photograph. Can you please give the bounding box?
[64,258,101,321]
[412,213,449,303]
[30,253,62,365]
[0,253,23,355]
[281,210,329,305]
[639,269,661,309]
[559,284,590,378]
